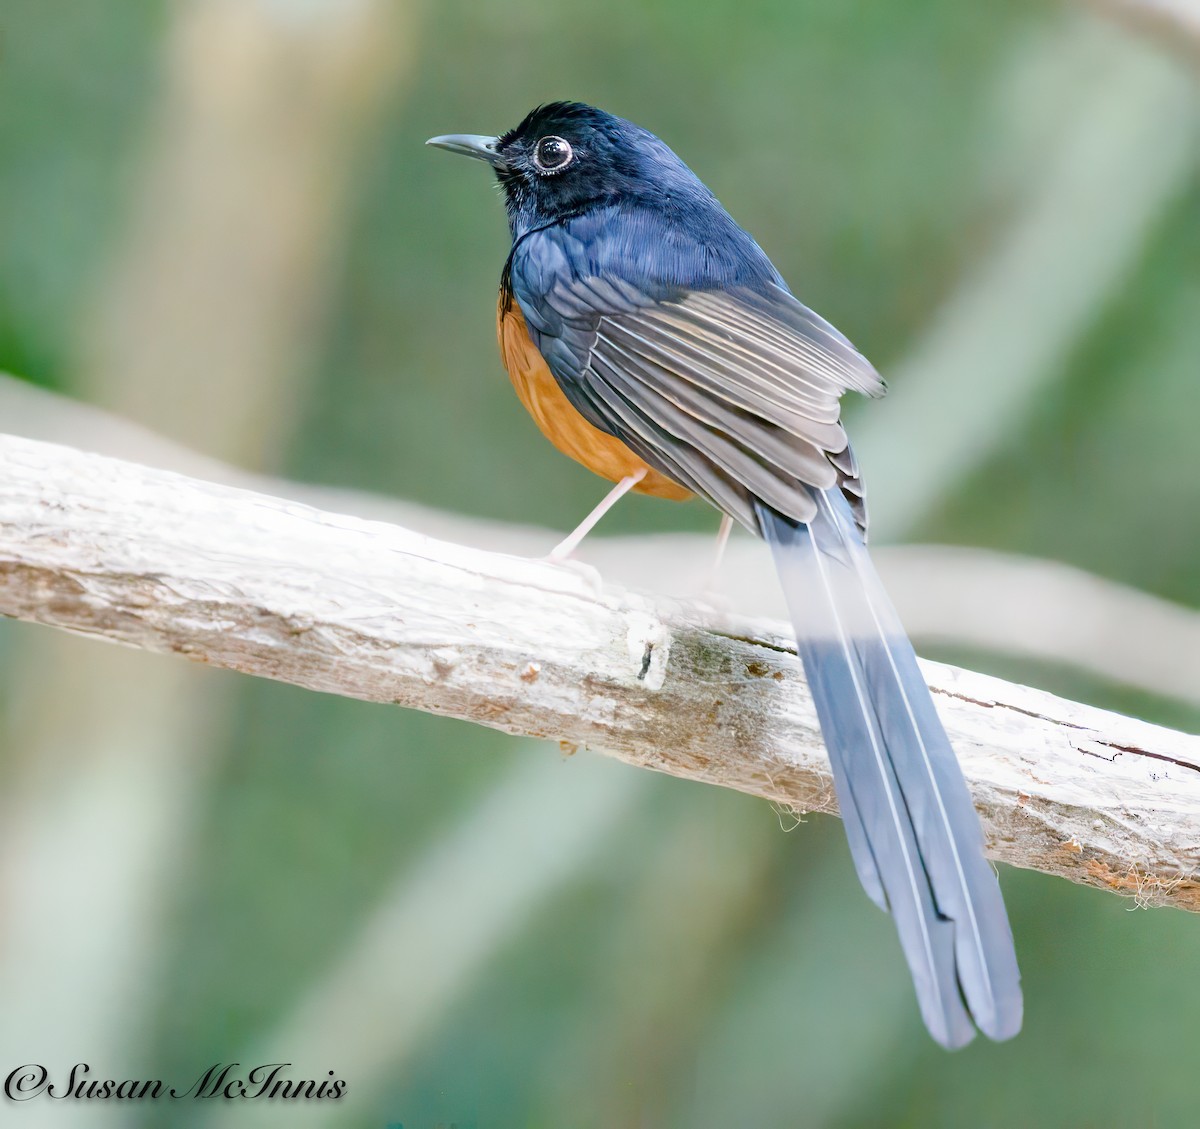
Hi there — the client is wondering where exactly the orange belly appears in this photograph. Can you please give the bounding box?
[496,297,691,501]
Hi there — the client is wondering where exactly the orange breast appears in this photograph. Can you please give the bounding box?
[496,297,691,501]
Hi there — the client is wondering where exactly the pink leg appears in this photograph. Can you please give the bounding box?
[548,468,647,561]
[699,512,735,596]
[712,513,733,574]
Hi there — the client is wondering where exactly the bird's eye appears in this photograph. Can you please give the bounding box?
[533,135,574,174]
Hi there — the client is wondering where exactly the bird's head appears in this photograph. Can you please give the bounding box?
[427,102,710,236]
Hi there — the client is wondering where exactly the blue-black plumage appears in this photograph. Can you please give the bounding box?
[429,102,1022,1047]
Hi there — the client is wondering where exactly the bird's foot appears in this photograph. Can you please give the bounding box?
[540,551,604,595]
[689,583,733,619]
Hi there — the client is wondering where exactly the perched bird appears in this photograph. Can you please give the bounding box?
[428,102,1021,1048]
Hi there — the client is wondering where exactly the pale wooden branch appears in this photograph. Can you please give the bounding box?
[6,371,1200,706]
[2,433,1199,909]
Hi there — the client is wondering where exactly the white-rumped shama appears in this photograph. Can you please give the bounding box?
[428,102,1021,1049]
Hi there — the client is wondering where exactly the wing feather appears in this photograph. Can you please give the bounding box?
[594,328,839,486]
[589,349,819,523]
[530,280,881,530]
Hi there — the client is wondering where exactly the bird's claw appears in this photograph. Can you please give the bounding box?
[540,552,604,595]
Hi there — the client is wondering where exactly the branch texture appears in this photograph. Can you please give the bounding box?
[2,433,1198,908]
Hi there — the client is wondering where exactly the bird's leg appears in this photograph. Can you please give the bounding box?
[547,468,647,562]
[697,513,735,604]
[711,513,733,575]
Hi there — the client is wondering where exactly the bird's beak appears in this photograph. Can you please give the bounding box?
[425,134,508,171]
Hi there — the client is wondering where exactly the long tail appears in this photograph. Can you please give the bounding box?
[756,491,1022,1049]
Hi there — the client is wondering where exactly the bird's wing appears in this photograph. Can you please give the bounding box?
[508,235,881,533]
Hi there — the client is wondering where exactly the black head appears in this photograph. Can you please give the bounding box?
[427,102,714,237]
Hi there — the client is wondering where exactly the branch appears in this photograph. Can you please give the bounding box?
[7,372,1199,705]
[2,433,1198,908]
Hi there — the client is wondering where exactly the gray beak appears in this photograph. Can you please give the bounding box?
[425,134,507,170]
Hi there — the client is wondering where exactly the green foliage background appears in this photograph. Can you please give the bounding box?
[1,1,1198,1126]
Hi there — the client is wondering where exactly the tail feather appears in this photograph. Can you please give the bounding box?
[756,491,1022,1048]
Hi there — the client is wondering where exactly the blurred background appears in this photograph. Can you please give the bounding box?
[1,0,1199,1126]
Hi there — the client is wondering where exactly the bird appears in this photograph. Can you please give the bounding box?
[427,102,1022,1049]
